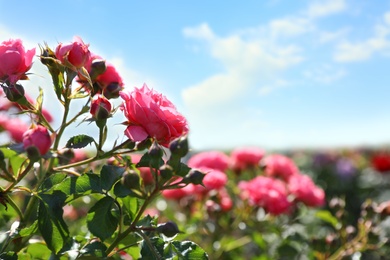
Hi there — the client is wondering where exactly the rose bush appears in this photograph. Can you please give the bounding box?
[0,36,390,260]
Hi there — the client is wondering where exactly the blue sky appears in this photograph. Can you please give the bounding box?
[1,0,390,151]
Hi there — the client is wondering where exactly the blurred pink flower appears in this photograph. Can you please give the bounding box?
[0,39,35,84]
[55,36,90,69]
[230,147,265,171]
[0,114,29,142]
[239,176,291,215]
[288,174,325,207]
[120,84,188,147]
[188,151,230,172]
[197,167,227,192]
[262,154,299,181]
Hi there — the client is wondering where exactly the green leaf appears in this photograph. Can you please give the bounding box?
[66,135,95,149]
[19,220,38,237]
[51,173,102,199]
[140,237,165,259]
[315,210,340,229]
[23,242,52,259]
[170,241,209,259]
[100,165,125,191]
[176,162,192,177]
[0,148,26,177]
[137,152,164,169]
[87,196,119,241]
[120,196,141,224]
[113,180,144,199]
[0,252,17,260]
[38,191,70,254]
[40,173,67,192]
[79,240,108,258]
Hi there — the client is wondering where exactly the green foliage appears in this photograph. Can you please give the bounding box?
[66,135,95,149]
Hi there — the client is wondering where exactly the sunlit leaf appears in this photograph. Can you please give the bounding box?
[100,165,125,191]
[66,135,95,149]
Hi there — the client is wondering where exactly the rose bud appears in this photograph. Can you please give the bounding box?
[23,125,52,160]
[156,221,181,238]
[55,36,90,69]
[121,170,141,190]
[3,84,25,102]
[90,94,112,121]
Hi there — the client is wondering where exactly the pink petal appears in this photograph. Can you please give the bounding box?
[124,125,148,142]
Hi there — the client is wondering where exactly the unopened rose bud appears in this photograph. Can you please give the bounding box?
[159,164,173,180]
[103,82,123,99]
[183,169,205,185]
[121,170,141,190]
[23,125,52,160]
[55,36,90,69]
[156,221,180,238]
[3,84,25,102]
[148,141,163,160]
[90,59,106,79]
[169,135,189,158]
[90,94,112,121]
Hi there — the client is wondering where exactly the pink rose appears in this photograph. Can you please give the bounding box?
[120,84,188,147]
[90,94,112,120]
[23,125,52,156]
[196,167,227,192]
[239,176,291,215]
[262,154,299,181]
[187,151,230,172]
[230,147,265,171]
[288,174,325,207]
[0,115,29,142]
[0,39,35,84]
[55,36,90,69]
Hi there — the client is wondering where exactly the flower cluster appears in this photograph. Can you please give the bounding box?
[162,148,325,216]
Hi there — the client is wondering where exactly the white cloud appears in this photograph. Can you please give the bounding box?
[258,79,290,96]
[303,64,346,84]
[334,12,390,62]
[306,0,347,18]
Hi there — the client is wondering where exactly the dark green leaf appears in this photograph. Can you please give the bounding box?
[140,236,165,260]
[87,196,119,241]
[113,181,144,199]
[137,153,164,169]
[171,240,209,259]
[40,173,67,192]
[66,135,95,149]
[51,173,102,198]
[79,240,108,258]
[0,252,17,260]
[100,165,125,191]
[176,162,192,177]
[38,191,70,254]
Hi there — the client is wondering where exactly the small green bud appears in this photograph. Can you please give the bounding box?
[159,164,173,180]
[156,221,180,238]
[148,141,163,160]
[121,170,141,190]
[90,59,106,79]
[3,84,25,102]
[169,135,189,158]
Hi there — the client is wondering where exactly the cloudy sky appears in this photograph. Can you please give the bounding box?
[1,0,390,151]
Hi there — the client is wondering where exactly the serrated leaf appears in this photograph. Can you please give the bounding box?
[170,241,209,259]
[51,173,102,199]
[113,181,144,199]
[40,173,67,192]
[79,240,108,258]
[66,135,95,149]
[140,236,165,259]
[100,165,125,191]
[38,191,70,254]
[87,197,119,241]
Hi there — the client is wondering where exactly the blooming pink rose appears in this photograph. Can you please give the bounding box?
[239,176,291,215]
[0,39,35,84]
[23,125,52,156]
[230,147,265,171]
[0,114,29,142]
[55,36,90,69]
[120,84,188,147]
[90,94,112,120]
[162,181,195,200]
[262,154,299,181]
[187,151,230,172]
[288,174,325,207]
